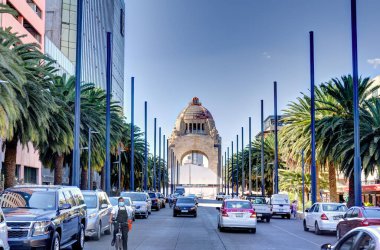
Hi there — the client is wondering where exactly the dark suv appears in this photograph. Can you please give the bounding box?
[0,185,87,250]
[148,192,162,211]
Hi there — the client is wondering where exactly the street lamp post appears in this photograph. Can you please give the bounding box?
[301,150,305,213]
[241,127,245,194]
[310,31,317,204]
[105,32,113,195]
[144,101,148,191]
[227,147,230,195]
[130,77,135,191]
[231,141,234,195]
[249,117,252,194]
[274,82,279,194]
[158,127,161,192]
[153,118,157,191]
[236,134,239,196]
[261,100,265,196]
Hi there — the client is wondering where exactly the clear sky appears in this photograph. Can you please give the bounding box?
[123,0,380,156]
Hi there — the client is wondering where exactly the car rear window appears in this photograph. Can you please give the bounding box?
[252,198,267,204]
[226,201,252,209]
[121,192,146,201]
[322,204,347,212]
[364,209,380,218]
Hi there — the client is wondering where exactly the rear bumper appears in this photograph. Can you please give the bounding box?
[174,209,197,216]
[256,213,272,219]
[318,221,338,231]
[220,217,257,229]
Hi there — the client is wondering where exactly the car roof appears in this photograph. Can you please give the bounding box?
[224,199,250,202]
[81,189,104,194]
[10,185,79,191]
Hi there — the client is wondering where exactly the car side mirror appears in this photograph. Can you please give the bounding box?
[320,243,332,250]
[216,207,220,211]
[305,209,309,212]
[100,203,108,209]
[59,203,71,210]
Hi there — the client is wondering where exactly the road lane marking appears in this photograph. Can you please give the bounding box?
[271,224,320,246]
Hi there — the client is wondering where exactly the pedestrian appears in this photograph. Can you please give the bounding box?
[110,197,130,249]
[291,200,298,219]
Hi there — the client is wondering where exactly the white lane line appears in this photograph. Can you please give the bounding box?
[271,224,320,246]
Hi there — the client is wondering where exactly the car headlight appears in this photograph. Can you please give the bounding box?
[88,213,97,219]
[32,221,52,236]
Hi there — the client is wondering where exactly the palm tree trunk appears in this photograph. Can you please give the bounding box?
[54,154,64,185]
[3,137,18,189]
[328,162,338,202]
[80,166,87,190]
[348,174,355,208]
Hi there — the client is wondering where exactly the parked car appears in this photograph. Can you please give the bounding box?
[250,196,272,223]
[148,192,162,210]
[196,193,203,199]
[337,206,380,239]
[223,195,232,200]
[304,202,348,235]
[157,193,166,208]
[82,190,113,240]
[109,196,136,221]
[217,199,257,233]
[0,207,9,250]
[187,194,199,205]
[120,192,151,218]
[0,185,86,250]
[216,192,225,201]
[271,194,291,219]
[175,186,185,196]
[173,197,197,217]
[321,226,380,250]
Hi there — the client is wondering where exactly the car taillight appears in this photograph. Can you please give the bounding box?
[270,205,273,211]
[361,220,369,226]
[222,210,229,217]
[321,213,328,220]
[250,211,256,218]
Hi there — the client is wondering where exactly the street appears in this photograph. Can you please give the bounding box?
[85,200,337,250]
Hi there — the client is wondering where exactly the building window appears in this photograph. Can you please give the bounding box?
[120,9,125,37]
[23,19,41,43]
[26,0,42,18]
[202,124,205,131]
[24,166,37,184]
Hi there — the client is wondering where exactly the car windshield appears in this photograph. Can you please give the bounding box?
[322,204,347,212]
[252,198,267,204]
[364,209,380,218]
[177,198,195,204]
[121,193,146,201]
[83,194,97,209]
[0,189,56,210]
[226,201,252,209]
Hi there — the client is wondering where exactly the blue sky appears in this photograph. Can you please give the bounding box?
[123,0,380,155]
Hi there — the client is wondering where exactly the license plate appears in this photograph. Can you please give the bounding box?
[333,215,343,220]
[257,213,262,217]
[236,213,243,218]
[181,210,188,213]
[279,209,284,212]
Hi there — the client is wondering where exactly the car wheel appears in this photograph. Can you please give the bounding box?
[51,231,60,250]
[266,217,270,223]
[281,215,285,219]
[287,214,291,219]
[303,220,309,231]
[145,211,149,219]
[94,222,101,241]
[104,223,111,235]
[250,228,256,234]
[315,222,322,235]
[157,205,161,211]
[337,228,341,239]
[194,213,197,218]
[173,213,177,217]
[72,223,85,250]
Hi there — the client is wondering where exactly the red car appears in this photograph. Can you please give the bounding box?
[336,206,380,239]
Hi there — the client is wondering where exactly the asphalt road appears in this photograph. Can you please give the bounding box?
[84,199,337,250]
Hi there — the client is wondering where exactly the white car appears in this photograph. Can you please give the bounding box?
[304,202,348,235]
[217,199,257,233]
[216,192,225,201]
[109,197,135,221]
[271,194,291,219]
[0,208,9,250]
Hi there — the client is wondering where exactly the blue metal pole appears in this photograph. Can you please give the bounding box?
[249,117,252,194]
[231,141,234,195]
[158,127,161,192]
[166,139,169,195]
[105,32,112,195]
[227,147,230,195]
[302,150,305,213]
[171,151,174,194]
[144,101,148,191]
[261,100,265,196]
[224,151,227,194]
[310,31,317,204]
[72,0,83,187]
[130,77,135,191]
[351,0,362,207]
[236,134,239,196]
[274,81,279,194]
[241,127,245,194]
[163,135,166,195]
[153,118,157,191]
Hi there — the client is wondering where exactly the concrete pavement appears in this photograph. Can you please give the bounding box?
[84,199,337,250]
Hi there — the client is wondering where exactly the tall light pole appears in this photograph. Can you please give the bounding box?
[231,141,234,195]
[166,139,169,195]
[227,147,230,195]
[87,128,99,190]
[130,76,135,191]
[153,118,157,191]
[236,134,239,196]
[158,127,161,192]
[144,101,148,191]
[310,31,317,204]
[249,117,252,194]
[241,127,245,194]
[351,0,362,207]
[105,32,113,195]
[224,151,227,194]
[72,0,83,187]
[274,82,279,194]
[261,100,265,196]
[163,135,166,195]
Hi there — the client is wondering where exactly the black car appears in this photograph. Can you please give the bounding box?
[0,185,87,250]
[148,192,161,210]
[173,197,197,217]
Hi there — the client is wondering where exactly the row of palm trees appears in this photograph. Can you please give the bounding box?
[0,5,167,191]
[226,75,380,207]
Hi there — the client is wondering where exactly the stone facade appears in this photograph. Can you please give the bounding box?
[168,97,222,188]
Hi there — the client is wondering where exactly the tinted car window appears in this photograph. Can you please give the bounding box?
[226,201,252,209]
[58,191,67,207]
[352,208,359,217]
[252,197,267,204]
[363,209,380,218]
[308,204,315,213]
[338,232,359,250]
[84,194,98,209]
[322,204,347,212]
[0,189,56,210]
[314,204,319,213]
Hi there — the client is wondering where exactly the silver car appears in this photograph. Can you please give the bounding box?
[121,192,152,219]
[321,226,380,250]
[0,208,9,250]
[82,190,113,240]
